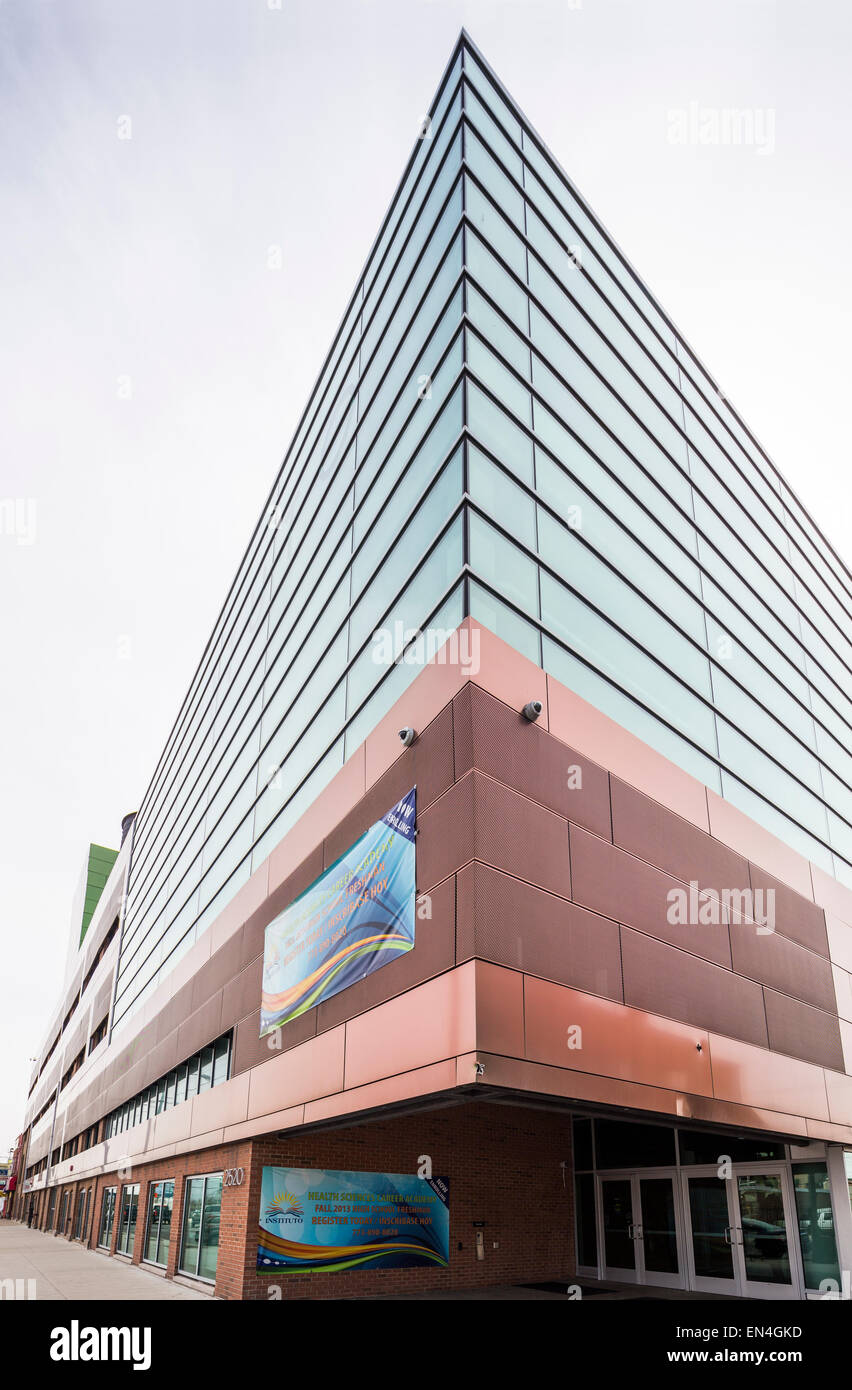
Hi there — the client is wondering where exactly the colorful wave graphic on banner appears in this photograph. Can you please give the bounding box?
[260,790,416,1036]
[256,1167,450,1275]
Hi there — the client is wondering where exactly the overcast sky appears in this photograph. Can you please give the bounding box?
[2,0,850,1149]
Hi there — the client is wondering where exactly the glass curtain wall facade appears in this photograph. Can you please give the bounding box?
[113,34,852,1036]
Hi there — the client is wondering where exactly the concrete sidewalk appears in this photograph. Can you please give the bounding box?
[0,1223,210,1301]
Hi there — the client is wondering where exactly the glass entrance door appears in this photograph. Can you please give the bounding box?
[599,1171,685,1288]
[735,1171,798,1299]
[682,1166,802,1298]
[600,1177,638,1282]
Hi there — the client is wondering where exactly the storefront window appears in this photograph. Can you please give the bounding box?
[98,1187,117,1248]
[116,1183,139,1256]
[47,1188,57,1232]
[179,1173,223,1283]
[793,1162,840,1290]
[144,1180,174,1266]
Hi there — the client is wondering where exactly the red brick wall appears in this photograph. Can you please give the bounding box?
[242,1103,575,1301]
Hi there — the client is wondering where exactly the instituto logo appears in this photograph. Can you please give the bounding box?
[50,1321,152,1372]
[265,1190,304,1222]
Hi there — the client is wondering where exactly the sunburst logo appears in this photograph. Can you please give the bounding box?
[265,1190,303,1220]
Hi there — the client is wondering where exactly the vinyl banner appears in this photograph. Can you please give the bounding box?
[260,788,416,1036]
[257,1167,450,1273]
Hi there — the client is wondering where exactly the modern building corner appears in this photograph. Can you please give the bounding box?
[10,31,852,1303]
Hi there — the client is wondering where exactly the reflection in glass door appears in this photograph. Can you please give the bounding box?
[683,1167,802,1299]
[736,1172,796,1298]
[600,1178,637,1281]
[685,1173,737,1294]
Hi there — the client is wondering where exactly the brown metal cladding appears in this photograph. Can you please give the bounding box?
[569,823,732,968]
[456,860,623,1002]
[470,771,571,898]
[523,974,713,1095]
[620,925,769,1048]
[610,776,749,890]
[762,988,844,1070]
[747,861,829,956]
[454,683,612,840]
[323,701,455,868]
[730,919,837,1012]
[233,1004,317,1076]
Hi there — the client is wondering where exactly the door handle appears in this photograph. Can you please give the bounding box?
[724,1225,733,1245]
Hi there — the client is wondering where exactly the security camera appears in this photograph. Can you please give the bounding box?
[474,1061,486,1076]
[398,727,416,747]
[521,699,542,722]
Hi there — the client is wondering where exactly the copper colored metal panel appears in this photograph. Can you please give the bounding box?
[458,860,622,1002]
[304,1059,459,1125]
[707,789,814,899]
[209,858,270,957]
[343,963,477,1090]
[805,1117,852,1143]
[730,920,837,1013]
[364,622,475,789]
[708,1031,830,1121]
[153,979,194,1046]
[681,1093,808,1138]
[190,1071,250,1132]
[546,673,710,828]
[473,960,525,1056]
[315,875,455,1031]
[232,1006,317,1076]
[175,994,223,1061]
[241,844,324,971]
[524,975,713,1095]
[416,774,475,889]
[824,1068,852,1126]
[611,777,748,892]
[748,863,829,957]
[324,702,454,867]
[452,684,475,780]
[570,824,732,968]
[812,864,852,929]
[464,1051,681,1116]
[465,684,611,839]
[620,926,768,1048]
[827,913,852,973]
[221,955,264,1030]
[466,621,549,729]
[246,1024,346,1119]
[763,989,844,1070]
[190,930,244,1013]
[472,772,571,899]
